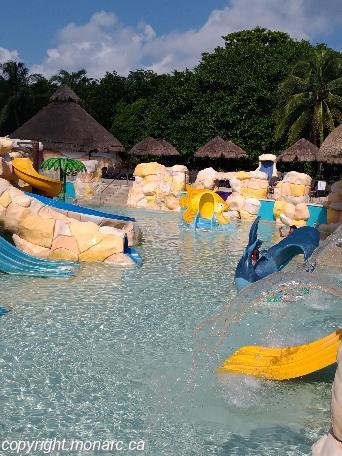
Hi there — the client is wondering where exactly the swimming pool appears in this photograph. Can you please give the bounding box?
[0,208,340,455]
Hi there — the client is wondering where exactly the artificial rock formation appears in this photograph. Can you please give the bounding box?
[127,162,188,211]
[192,167,235,190]
[312,344,342,455]
[230,170,269,200]
[273,171,311,227]
[193,168,266,220]
[319,181,342,236]
[0,179,141,265]
[0,137,34,192]
[0,137,14,154]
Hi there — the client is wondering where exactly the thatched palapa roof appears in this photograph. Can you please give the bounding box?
[317,124,342,164]
[130,137,179,156]
[277,138,319,162]
[195,136,247,159]
[10,85,124,154]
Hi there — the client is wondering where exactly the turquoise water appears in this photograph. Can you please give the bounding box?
[0,209,341,455]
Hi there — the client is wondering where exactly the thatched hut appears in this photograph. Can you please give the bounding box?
[130,137,180,157]
[317,125,342,165]
[277,138,319,162]
[10,85,124,161]
[194,136,247,159]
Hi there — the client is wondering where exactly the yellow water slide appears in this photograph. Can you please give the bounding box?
[11,158,62,197]
[217,330,342,380]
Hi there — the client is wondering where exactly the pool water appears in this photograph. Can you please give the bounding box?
[0,208,341,455]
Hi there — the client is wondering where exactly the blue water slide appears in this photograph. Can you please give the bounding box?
[0,236,75,268]
[123,236,143,266]
[0,235,78,278]
[259,161,274,180]
[26,193,135,222]
[234,217,320,290]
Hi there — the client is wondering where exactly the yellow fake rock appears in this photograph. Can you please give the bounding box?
[79,235,124,262]
[134,162,165,177]
[241,187,268,199]
[180,185,229,224]
[217,330,342,381]
[12,158,62,197]
[235,171,250,180]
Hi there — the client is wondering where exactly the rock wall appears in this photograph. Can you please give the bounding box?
[192,167,235,190]
[0,179,141,265]
[273,171,311,227]
[74,160,103,200]
[0,137,32,191]
[127,162,188,211]
[312,344,342,455]
[231,170,269,200]
[192,168,267,220]
[319,181,342,236]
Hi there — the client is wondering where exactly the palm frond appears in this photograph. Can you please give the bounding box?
[287,111,311,145]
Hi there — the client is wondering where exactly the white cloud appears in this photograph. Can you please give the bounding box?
[31,0,342,77]
[31,11,156,77]
[0,47,19,63]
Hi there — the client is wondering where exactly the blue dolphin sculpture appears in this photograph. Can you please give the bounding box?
[234,217,320,290]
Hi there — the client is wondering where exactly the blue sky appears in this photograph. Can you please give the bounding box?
[0,0,341,77]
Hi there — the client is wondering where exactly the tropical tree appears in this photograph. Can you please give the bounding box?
[0,61,37,134]
[41,158,86,201]
[50,69,92,88]
[50,69,93,107]
[144,28,312,163]
[86,71,126,129]
[111,98,148,149]
[275,46,342,146]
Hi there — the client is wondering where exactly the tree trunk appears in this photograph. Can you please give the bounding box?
[59,168,66,201]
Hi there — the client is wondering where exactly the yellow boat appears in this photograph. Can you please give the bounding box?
[12,158,62,197]
[217,329,342,380]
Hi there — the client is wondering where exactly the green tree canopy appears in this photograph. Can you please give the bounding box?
[0,61,43,134]
[0,28,340,169]
[143,28,313,164]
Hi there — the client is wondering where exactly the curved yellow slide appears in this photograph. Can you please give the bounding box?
[217,329,342,380]
[12,158,61,197]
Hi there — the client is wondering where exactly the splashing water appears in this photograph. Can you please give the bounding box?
[0,208,340,456]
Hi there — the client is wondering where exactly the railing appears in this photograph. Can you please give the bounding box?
[98,178,132,206]
[99,179,115,206]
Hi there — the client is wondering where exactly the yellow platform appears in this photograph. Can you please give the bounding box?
[12,158,62,197]
[217,330,342,380]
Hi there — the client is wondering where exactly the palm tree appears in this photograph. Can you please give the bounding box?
[50,69,92,90]
[0,61,38,134]
[275,46,342,146]
[41,158,86,201]
[50,69,93,111]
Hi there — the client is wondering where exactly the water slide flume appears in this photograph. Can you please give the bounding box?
[217,330,342,380]
[12,158,62,197]
[234,216,320,290]
[180,185,229,228]
[0,234,78,278]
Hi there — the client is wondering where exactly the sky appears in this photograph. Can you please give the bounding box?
[0,0,341,78]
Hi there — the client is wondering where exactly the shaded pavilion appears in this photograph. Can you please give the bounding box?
[10,85,124,161]
[277,138,319,163]
[129,137,180,166]
[193,136,248,176]
[318,125,342,166]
